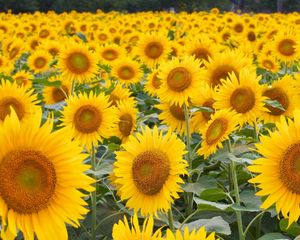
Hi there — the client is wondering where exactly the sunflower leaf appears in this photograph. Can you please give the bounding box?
[264,99,285,111]
[191,106,214,113]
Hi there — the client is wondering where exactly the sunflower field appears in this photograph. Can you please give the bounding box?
[0,8,300,240]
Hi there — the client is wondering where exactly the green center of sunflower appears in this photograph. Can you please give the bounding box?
[117,66,135,80]
[278,39,295,56]
[206,118,228,145]
[102,49,118,61]
[280,143,300,194]
[67,52,90,74]
[0,97,25,121]
[202,98,215,121]
[211,65,237,88]
[74,105,102,133]
[132,150,170,195]
[263,87,288,116]
[169,104,185,120]
[34,57,47,69]
[167,67,192,92]
[145,42,163,59]
[0,150,56,214]
[230,87,255,113]
[118,113,133,137]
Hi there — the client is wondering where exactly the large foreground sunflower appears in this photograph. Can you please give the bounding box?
[248,109,300,226]
[113,126,188,216]
[61,92,117,149]
[0,109,93,239]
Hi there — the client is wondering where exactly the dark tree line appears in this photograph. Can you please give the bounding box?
[0,0,299,13]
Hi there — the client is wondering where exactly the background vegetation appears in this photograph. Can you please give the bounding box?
[0,0,299,13]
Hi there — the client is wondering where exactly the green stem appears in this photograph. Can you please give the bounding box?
[183,104,193,215]
[168,210,175,231]
[253,123,259,142]
[243,211,265,238]
[71,80,75,95]
[255,211,265,239]
[91,146,97,240]
[178,209,200,230]
[227,141,244,240]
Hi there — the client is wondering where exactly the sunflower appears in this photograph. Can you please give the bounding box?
[257,54,280,73]
[144,69,161,97]
[0,80,39,124]
[165,227,216,240]
[214,68,265,125]
[112,214,162,240]
[12,70,33,88]
[6,38,24,61]
[136,33,171,67]
[248,109,300,226]
[0,108,94,240]
[272,30,299,63]
[108,83,134,107]
[202,49,253,88]
[111,57,143,86]
[113,126,188,216]
[61,91,117,149]
[261,75,299,123]
[28,50,52,74]
[157,56,202,107]
[58,42,98,83]
[43,81,70,105]
[42,39,63,57]
[98,43,126,65]
[112,100,137,142]
[197,109,240,158]
[190,84,216,133]
[156,101,188,135]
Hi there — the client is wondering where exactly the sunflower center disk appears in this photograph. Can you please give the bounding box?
[118,113,133,137]
[192,48,210,62]
[34,57,47,69]
[206,118,228,145]
[15,76,27,86]
[262,60,274,69]
[74,105,102,133]
[152,73,161,89]
[9,47,19,60]
[278,39,295,56]
[0,150,56,214]
[118,66,134,80]
[169,104,185,120]
[52,86,68,103]
[167,67,192,92]
[211,65,237,88]
[0,97,25,121]
[103,49,118,61]
[67,52,90,73]
[132,150,170,195]
[202,98,215,121]
[230,87,255,113]
[145,42,163,59]
[263,88,288,115]
[280,143,300,194]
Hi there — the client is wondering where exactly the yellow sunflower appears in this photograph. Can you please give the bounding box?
[261,75,299,123]
[112,100,137,143]
[0,80,39,124]
[111,57,143,86]
[257,54,280,73]
[144,69,161,97]
[28,50,52,74]
[165,227,216,240]
[157,56,202,107]
[97,43,126,65]
[12,70,33,88]
[112,214,162,240]
[202,49,253,88]
[197,109,240,158]
[136,33,171,67]
[248,109,300,226]
[43,82,70,105]
[61,91,117,149]
[214,68,265,125]
[190,84,216,133]
[0,108,93,240]
[58,42,98,83]
[113,126,188,216]
[108,83,135,107]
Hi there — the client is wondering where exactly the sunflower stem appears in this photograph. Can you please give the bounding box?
[253,123,259,142]
[243,211,265,238]
[91,145,97,240]
[183,103,194,215]
[71,80,75,95]
[227,140,244,240]
[168,209,175,231]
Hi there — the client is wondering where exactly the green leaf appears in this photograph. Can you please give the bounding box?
[279,219,300,237]
[76,32,88,42]
[200,188,227,201]
[183,176,217,196]
[194,198,232,211]
[191,106,214,113]
[264,99,285,111]
[183,216,231,235]
[257,232,290,240]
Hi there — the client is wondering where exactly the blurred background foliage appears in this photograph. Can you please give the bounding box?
[0,0,299,13]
